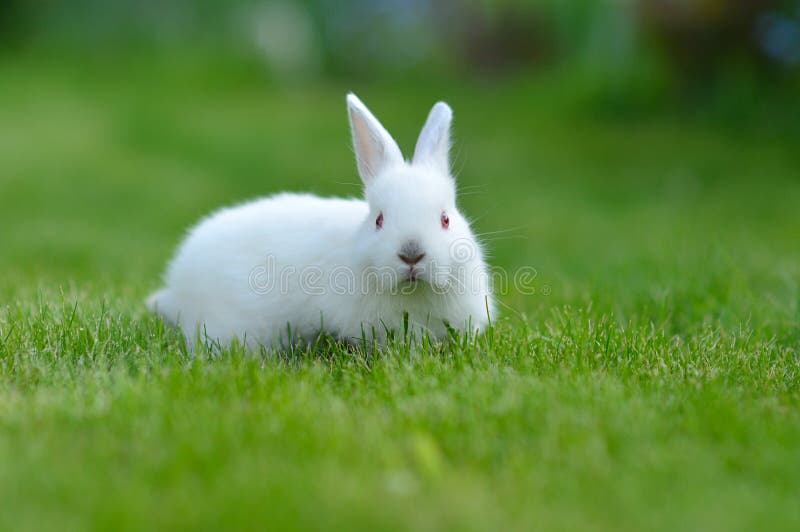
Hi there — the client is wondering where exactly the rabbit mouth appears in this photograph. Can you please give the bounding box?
[397,268,426,289]
[404,266,423,282]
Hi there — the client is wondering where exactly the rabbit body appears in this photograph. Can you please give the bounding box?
[148,94,493,348]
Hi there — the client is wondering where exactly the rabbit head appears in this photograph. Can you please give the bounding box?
[347,94,484,293]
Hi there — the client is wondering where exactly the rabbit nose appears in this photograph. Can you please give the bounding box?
[399,252,425,265]
[398,240,425,265]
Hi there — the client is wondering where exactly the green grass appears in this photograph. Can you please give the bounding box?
[1,55,799,531]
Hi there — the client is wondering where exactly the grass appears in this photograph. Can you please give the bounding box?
[1,54,799,531]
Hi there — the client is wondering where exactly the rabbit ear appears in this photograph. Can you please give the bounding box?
[412,101,452,175]
[347,93,403,186]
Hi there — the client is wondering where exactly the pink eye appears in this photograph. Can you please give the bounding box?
[441,211,449,229]
[376,211,384,230]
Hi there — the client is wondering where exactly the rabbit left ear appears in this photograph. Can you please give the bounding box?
[412,101,452,175]
[347,93,403,186]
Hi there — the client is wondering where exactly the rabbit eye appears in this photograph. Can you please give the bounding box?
[441,211,449,230]
[376,211,384,230]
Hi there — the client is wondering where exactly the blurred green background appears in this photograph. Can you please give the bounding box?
[1,1,800,530]
[1,1,798,280]
[1,0,799,326]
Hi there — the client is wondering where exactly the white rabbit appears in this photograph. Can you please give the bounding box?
[147,94,493,348]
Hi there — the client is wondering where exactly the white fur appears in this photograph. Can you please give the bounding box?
[148,94,494,348]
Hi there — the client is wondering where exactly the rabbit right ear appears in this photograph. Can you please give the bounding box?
[412,101,452,175]
[347,94,403,186]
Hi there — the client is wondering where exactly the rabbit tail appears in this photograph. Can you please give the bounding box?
[146,288,176,323]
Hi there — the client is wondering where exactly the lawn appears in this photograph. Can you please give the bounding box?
[1,55,799,531]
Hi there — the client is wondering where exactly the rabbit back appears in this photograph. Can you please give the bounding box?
[148,193,368,347]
